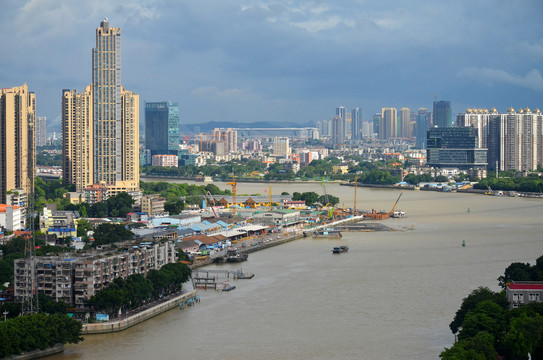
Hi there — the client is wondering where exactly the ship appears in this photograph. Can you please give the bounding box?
[226,250,249,263]
[332,246,349,254]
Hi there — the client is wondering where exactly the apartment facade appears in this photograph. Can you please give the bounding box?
[62,20,139,194]
[0,84,36,204]
[14,239,177,306]
[457,107,543,171]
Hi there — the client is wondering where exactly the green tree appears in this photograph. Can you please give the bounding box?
[449,287,507,334]
[164,199,185,215]
[92,223,134,246]
[504,313,543,359]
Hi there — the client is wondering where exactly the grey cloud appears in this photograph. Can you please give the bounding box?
[458,68,543,92]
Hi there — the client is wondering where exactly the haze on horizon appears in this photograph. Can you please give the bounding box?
[1,0,542,132]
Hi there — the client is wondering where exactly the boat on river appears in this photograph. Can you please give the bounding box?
[332,246,349,254]
[226,250,249,263]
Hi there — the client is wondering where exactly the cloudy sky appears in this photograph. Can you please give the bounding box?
[1,0,542,132]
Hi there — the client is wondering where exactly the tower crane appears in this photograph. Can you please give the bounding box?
[227,175,237,217]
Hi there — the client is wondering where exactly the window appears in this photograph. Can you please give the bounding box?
[529,293,540,302]
[513,293,524,303]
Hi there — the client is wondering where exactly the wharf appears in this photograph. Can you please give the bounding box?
[335,223,393,232]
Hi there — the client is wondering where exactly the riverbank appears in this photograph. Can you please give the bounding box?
[3,343,64,360]
[81,290,198,335]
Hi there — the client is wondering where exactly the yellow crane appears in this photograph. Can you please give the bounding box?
[227,175,237,216]
[389,193,403,215]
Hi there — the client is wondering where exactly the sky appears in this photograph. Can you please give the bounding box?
[1,0,543,133]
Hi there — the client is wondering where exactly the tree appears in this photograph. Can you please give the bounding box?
[92,223,134,246]
[441,332,497,360]
[504,313,543,359]
[449,287,507,334]
[458,301,507,343]
[498,262,534,288]
[164,199,185,215]
[107,192,135,218]
[76,219,93,242]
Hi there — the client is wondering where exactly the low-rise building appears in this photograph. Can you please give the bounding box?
[141,194,166,216]
[506,281,543,309]
[152,154,178,167]
[0,204,22,231]
[84,183,109,204]
[253,209,301,226]
[39,204,80,239]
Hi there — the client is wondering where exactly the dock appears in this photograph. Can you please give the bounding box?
[335,223,393,232]
[192,269,254,290]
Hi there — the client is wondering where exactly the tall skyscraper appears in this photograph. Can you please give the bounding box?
[145,101,180,156]
[380,108,397,139]
[415,108,431,149]
[62,19,140,194]
[433,100,452,127]
[351,108,362,140]
[399,107,410,138]
[36,116,47,147]
[373,113,381,137]
[331,115,345,146]
[0,84,36,204]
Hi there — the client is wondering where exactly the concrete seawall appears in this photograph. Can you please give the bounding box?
[81,290,198,335]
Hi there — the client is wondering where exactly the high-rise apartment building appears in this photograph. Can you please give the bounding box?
[36,116,47,147]
[273,137,290,156]
[62,86,93,192]
[400,107,410,138]
[331,115,345,146]
[458,107,543,171]
[212,128,238,153]
[433,100,452,127]
[0,84,36,204]
[145,101,180,156]
[380,108,397,139]
[62,19,140,194]
[351,108,362,140]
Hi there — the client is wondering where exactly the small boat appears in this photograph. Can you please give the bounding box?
[226,250,248,263]
[222,284,236,291]
[332,246,349,254]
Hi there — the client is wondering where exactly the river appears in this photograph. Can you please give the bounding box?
[49,180,543,360]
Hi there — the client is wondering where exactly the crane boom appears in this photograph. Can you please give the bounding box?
[389,193,403,214]
[226,175,237,217]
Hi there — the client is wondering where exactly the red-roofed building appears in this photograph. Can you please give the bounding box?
[506,281,543,308]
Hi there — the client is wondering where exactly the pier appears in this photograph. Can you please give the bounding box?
[192,269,254,289]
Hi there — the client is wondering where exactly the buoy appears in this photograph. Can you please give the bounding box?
[462,240,466,247]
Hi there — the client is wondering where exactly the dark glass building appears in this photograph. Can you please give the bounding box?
[426,127,487,169]
[433,100,452,127]
[145,101,180,156]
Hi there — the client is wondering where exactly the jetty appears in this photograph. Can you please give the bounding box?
[192,268,254,290]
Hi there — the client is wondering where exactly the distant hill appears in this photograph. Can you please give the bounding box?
[179,121,315,134]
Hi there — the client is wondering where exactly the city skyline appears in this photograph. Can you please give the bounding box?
[1,1,542,131]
